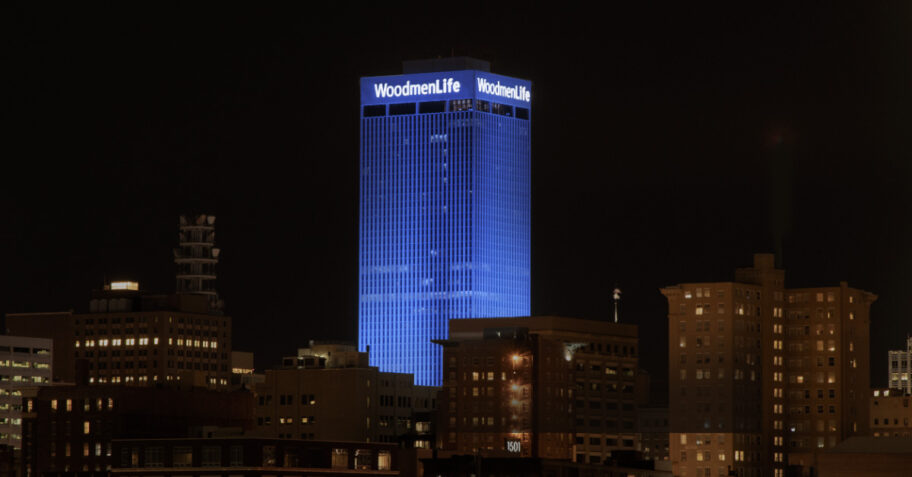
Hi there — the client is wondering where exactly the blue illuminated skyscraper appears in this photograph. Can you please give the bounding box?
[359,58,531,386]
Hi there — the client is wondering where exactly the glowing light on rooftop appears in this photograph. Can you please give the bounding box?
[110,281,139,291]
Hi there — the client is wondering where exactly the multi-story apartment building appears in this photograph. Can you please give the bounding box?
[637,407,670,463]
[888,336,912,395]
[662,253,876,477]
[783,284,873,472]
[0,336,52,449]
[20,383,253,476]
[253,344,436,444]
[8,289,233,389]
[871,388,912,438]
[435,316,638,464]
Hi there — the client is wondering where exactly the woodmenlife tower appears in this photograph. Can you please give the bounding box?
[358,58,531,386]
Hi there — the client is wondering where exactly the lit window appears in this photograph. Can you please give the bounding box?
[84,421,90,434]
[51,399,58,411]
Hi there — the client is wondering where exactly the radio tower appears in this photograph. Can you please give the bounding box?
[174,214,222,313]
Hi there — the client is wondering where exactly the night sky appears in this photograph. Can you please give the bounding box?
[4,4,911,391]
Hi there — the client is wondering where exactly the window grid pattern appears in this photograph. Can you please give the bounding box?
[359,104,530,386]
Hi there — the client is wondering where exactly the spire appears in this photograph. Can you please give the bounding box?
[613,287,621,323]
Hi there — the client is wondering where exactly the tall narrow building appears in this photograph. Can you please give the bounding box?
[888,336,912,394]
[174,214,222,313]
[662,253,875,477]
[358,58,532,386]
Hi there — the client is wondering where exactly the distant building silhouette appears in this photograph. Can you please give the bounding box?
[174,214,222,313]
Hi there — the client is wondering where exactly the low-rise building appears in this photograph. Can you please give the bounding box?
[254,343,436,444]
[816,436,912,477]
[871,388,912,438]
[421,454,671,477]
[111,438,401,477]
[20,384,253,476]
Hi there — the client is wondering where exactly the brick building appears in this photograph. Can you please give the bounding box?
[20,384,253,476]
[110,438,401,477]
[253,343,436,445]
[7,290,233,390]
[435,316,639,464]
[870,388,912,438]
[662,253,876,477]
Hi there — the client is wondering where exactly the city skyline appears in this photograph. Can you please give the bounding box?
[4,3,911,390]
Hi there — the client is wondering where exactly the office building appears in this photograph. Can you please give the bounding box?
[359,57,532,386]
[253,343,436,444]
[637,407,669,463]
[7,216,233,389]
[111,438,401,477]
[871,388,912,438]
[0,336,52,449]
[20,384,253,476]
[435,316,638,463]
[7,283,233,389]
[888,336,912,395]
[661,253,876,477]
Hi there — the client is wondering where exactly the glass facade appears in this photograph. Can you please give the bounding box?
[359,69,531,385]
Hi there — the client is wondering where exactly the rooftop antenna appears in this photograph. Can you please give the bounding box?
[613,287,622,323]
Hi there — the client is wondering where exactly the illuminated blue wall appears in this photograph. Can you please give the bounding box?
[359,70,531,386]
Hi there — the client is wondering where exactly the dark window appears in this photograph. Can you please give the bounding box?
[449,99,473,111]
[389,103,416,115]
[419,101,446,113]
[491,103,513,117]
[363,105,386,117]
[475,100,490,112]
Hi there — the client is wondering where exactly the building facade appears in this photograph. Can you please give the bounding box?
[20,384,253,476]
[888,336,912,395]
[358,57,532,386]
[111,438,401,477]
[8,294,233,390]
[637,407,669,463]
[661,253,876,477]
[871,388,912,438]
[436,316,639,464]
[0,336,52,449]
[253,344,436,445]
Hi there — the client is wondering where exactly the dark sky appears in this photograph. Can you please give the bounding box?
[4,3,911,390]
